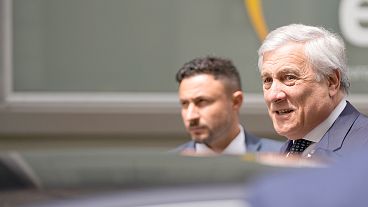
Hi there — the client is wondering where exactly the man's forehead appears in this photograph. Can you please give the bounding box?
[179,77,226,98]
[261,53,307,76]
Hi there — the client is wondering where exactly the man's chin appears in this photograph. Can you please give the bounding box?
[191,135,209,143]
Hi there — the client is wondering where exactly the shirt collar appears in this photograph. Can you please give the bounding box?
[195,125,246,155]
[303,98,347,143]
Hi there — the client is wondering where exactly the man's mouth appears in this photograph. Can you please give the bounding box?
[275,109,294,115]
[189,126,205,131]
[188,125,208,134]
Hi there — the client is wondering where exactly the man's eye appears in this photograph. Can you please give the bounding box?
[284,75,297,86]
[180,101,189,108]
[285,75,296,81]
[195,99,210,107]
[263,78,272,84]
[263,77,273,84]
[262,77,272,89]
[197,99,206,105]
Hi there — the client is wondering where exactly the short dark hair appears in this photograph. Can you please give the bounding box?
[176,56,242,92]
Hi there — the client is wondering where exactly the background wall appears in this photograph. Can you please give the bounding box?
[1,0,368,150]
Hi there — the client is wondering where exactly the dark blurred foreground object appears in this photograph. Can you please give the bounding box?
[246,150,368,207]
[0,160,32,190]
[22,183,248,207]
[0,153,39,190]
[0,149,279,190]
[0,149,316,206]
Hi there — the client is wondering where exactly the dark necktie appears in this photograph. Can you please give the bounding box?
[288,139,313,156]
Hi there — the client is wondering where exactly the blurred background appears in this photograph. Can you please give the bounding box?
[1,0,367,206]
[1,0,368,151]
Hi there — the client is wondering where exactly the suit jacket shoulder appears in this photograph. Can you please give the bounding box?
[308,101,368,159]
[172,130,283,154]
[171,140,195,153]
[245,131,283,152]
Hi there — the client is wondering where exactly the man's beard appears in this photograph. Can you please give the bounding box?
[191,129,214,146]
[188,120,216,145]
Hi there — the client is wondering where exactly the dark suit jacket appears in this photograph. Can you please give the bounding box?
[174,129,283,153]
[281,101,368,160]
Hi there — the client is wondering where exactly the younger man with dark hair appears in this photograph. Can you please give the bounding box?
[175,56,282,155]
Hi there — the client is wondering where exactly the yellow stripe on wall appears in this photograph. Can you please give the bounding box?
[244,0,269,41]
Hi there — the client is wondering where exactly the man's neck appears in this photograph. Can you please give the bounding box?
[206,125,241,153]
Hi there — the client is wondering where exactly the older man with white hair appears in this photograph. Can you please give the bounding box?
[258,23,368,160]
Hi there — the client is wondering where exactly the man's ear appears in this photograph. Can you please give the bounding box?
[232,91,243,110]
[327,69,341,97]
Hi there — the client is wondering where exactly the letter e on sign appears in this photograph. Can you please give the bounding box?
[339,0,368,47]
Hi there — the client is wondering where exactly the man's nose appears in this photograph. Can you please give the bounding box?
[186,103,200,120]
[267,81,286,103]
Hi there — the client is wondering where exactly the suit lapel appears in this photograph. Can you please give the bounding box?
[314,101,360,152]
[281,140,293,154]
[244,130,262,152]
